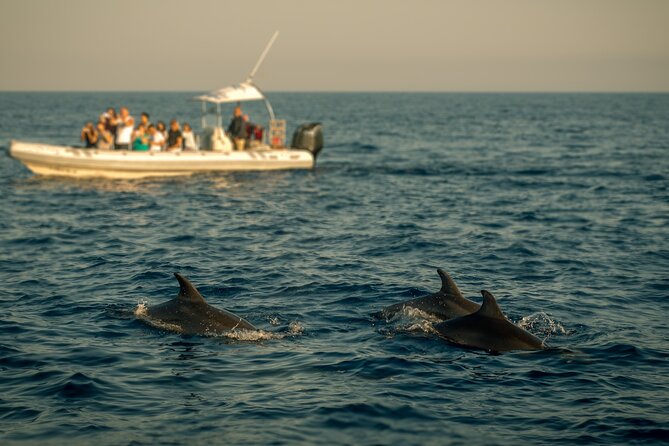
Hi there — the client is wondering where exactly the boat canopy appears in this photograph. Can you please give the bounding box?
[194,81,265,104]
[194,80,275,125]
[193,32,279,127]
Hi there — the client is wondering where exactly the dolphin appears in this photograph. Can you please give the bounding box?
[434,290,544,353]
[373,269,480,321]
[142,273,256,335]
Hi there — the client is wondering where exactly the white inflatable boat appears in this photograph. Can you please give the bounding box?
[8,140,320,179]
[8,32,324,179]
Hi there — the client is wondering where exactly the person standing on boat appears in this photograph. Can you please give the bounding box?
[103,108,118,138]
[227,106,248,151]
[96,122,114,150]
[139,112,152,131]
[115,107,134,150]
[80,122,98,148]
[166,119,183,152]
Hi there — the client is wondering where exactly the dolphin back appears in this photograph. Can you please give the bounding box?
[373,269,480,321]
[143,273,257,335]
[179,304,256,335]
[434,290,544,353]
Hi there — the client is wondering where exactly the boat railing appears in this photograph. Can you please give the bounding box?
[269,120,286,148]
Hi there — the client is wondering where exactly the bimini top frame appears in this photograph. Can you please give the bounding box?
[194,31,279,129]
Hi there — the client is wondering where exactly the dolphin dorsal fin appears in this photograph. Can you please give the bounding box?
[174,273,207,304]
[477,290,507,320]
[437,269,465,300]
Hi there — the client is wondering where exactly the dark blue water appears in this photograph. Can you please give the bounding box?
[1,93,668,445]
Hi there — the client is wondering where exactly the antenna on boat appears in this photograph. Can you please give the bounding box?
[247,31,279,82]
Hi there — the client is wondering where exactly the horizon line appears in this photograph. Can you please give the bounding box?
[1,89,668,94]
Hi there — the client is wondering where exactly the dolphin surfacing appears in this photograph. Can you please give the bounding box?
[434,290,544,353]
[373,269,480,321]
[143,273,256,335]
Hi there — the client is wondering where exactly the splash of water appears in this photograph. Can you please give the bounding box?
[134,302,148,317]
[403,320,439,335]
[389,306,444,324]
[134,304,303,340]
[223,321,304,341]
[517,311,571,342]
[134,303,184,333]
[378,306,442,338]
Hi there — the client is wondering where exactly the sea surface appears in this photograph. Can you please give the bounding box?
[0,92,668,445]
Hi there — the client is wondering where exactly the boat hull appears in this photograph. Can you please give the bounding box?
[9,141,315,179]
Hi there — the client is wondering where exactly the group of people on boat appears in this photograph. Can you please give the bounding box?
[80,107,196,152]
[80,106,263,152]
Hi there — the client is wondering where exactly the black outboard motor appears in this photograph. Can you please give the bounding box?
[291,123,324,159]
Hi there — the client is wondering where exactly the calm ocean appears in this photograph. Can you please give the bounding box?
[1,92,668,445]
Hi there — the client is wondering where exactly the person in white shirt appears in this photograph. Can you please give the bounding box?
[156,121,168,142]
[182,122,198,151]
[148,124,165,151]
[115,106,134,150]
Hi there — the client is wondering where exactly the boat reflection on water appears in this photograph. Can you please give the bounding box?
[11,169,301,195]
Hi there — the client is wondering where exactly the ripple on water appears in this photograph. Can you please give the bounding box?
[1,92,668,445]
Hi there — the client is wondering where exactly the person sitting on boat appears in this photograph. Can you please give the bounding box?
[133,124,150,151]
[156,121,168,144]
[166,119,183,152]
[148,124,165,152]
[115,107,134,150]
[80,122,98,148]
[227,106,248,151]
[96,122,114,150]
[243,115,261,149]
[182,123,198,151]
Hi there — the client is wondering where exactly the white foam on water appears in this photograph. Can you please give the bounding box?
[134,302,148,317]
[219,328,277,341]
[135,303,304,341]
[219,321,305,341]
[379,306,442,337]
[517,311,570,342]
[287,321,304,335]
[403,319,439,335]
[134,303,184,333]
[391,306,443,324]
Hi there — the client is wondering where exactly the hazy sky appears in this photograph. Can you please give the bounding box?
[1,0,668,92]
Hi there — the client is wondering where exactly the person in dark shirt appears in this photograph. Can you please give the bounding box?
[80,122,98,148]
[166,119,183,152]
[103,107,117,144]
[243,114,262,149]
[139,112,152,130]
[227,106,248,150]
